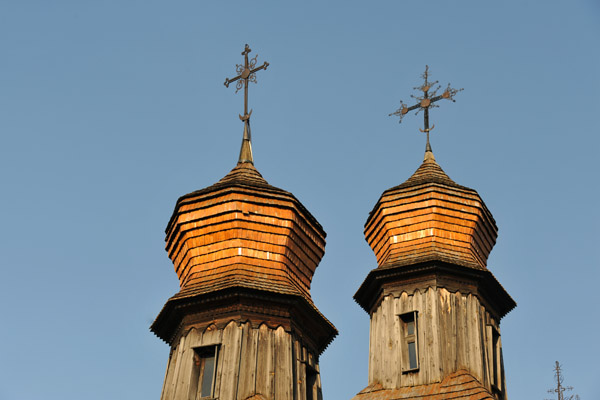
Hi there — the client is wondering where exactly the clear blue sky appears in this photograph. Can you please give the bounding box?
[1,1,598,399]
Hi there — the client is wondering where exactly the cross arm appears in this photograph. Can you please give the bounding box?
[430,94,444,103]
[430,86,462,103]
[405,103,421,112]
[224,75,241,88]
[250,61,269,74]
[389,102,420,117]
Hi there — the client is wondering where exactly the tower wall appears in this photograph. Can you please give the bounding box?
[161,320,323,400]
[367,288,506,396]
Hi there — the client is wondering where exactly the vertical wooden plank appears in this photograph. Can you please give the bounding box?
[274,326,293,400]
[442,288,453,374]
[185,328,203,351]
[173,335,194,400]
[423,288,435,385]
[256,324,275,399]
[163,336,186,400]
[499,336,507,395]
[161,346,178,400]
[449,290,458,372]
[397,292,407,387]
[160,353,171,400]
[219,321,243,400]
[456,292,466,370]
[368,309,376,383]
[431,288,439,383]
[416,289,425,387]
[391,295,401,388]
[466,294,479,380]
[374,298,383,385]
[370,305,379,384]
[400,291,409,387]
[388,295,398,387]
[315,364,323,400]
[480,306,491,388]
[383,294,391,385]
[438,288,449,380]
[212,333,224,397]
[185,328,203,400]
[471,296,483,381]
[201,325,222,346]
[237,323,258,400]
[302,345,309,399]
[414,289,424,386]
[293,338,306,400]
[381,295,394,388]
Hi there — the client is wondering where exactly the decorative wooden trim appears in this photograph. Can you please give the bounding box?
[353,260,516,321]
[151,286,337,355]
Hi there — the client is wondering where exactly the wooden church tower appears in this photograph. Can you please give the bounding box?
[151,45,337,400]
[351,67,516,400]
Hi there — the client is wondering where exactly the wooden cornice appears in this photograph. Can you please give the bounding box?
[151,286,338,355]
[353,260,516,321]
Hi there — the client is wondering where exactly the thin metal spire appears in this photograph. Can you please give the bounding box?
[224,44,269,164]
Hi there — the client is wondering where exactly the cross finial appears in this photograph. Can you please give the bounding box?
[224,44,269,121]
[389,66,462,152]
[224,44,269,164]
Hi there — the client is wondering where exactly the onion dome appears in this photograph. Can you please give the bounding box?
[355,148,515,318]
[164,159,326,303]
[152,45,337,354]
[364,149,497,271]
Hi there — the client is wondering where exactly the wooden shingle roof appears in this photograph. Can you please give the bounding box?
[164,161,326,303]
[365,151,497,270]
[352,370,495,400]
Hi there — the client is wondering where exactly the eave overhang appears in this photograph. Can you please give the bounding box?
[151,286,338,355]
[354,260,516,320]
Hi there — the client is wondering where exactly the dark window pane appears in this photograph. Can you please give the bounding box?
[306,368,317,400]
[200,355,215,397]
[408,341,417,369]
[407,321,415,335]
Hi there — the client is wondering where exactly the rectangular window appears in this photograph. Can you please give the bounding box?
[305,365,318,400]
[400,311,419,372]
[189,346,219,399]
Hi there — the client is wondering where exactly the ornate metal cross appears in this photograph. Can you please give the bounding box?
[224,44,269,121]
[390,65,462,151]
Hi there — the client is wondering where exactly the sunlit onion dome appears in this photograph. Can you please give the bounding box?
[365,150,497,270]
[164,160,326,304]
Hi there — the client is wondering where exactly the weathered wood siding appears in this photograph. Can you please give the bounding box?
[160,320,321,400]
[368,288,504,393]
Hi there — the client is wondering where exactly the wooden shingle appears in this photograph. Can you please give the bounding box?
[365,151,497,270]
[165,161,327,303]
[352,370,495,400]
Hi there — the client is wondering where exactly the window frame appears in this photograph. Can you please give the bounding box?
[189,345,219,400]
[399,311,419,373]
